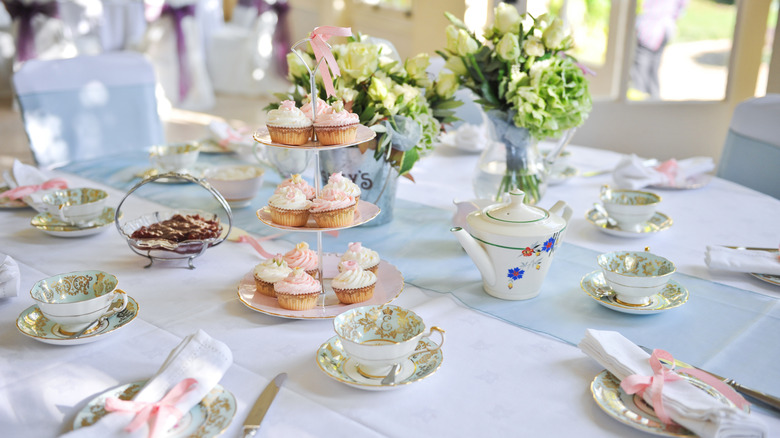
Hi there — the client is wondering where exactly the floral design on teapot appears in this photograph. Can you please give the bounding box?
[505,233,561,289]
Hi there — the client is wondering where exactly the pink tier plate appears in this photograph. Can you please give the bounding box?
[254,125,376,150]
[237,253,404,319]
[257,200,379,232]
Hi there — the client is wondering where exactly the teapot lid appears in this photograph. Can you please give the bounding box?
[484,190,548,223]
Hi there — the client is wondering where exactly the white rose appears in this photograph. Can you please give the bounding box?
[445,56,468,76]
[494,2,521,36]
[456,29,479,56]
[496,33,520,61]
[523,36,545,58]
[435,71,459,99]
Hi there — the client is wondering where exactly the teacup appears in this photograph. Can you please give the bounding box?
[149,142,200,173]
[204,165,265,208]
[333,305,445,378]
[599,185,661,232]
[39,188,108,225]
[597,248,676,305]
[30,270,128,334]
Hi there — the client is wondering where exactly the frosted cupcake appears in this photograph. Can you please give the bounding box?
[274,267,322,310]
[309,188,356,228]
[301,96,330,121]
[323,172,361,202]
[268,186,312,227]
[277,174,316,200]
[283,242,319,278]
[340,242,380,273]
[266,100,312,145]
[313,101,360,145]
[332,260,377,304]
[253,254,292,298]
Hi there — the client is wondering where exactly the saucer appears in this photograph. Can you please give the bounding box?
[316,335,443,391]
[591,369,748,437]
[30,207,117,237]
[237,254,404,320]
[257,201,380,232]
[580,270,688,315]
[73,380,236,437]
[649,173,713,190]
[16,296,139,345]
[585,209,672,238]
[547,166,579,186]
[751,273,780,287]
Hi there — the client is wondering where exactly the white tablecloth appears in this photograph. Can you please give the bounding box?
[0,144,778,437]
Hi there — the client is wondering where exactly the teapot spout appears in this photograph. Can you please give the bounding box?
[543,128,577,169]
[450,227,496,286]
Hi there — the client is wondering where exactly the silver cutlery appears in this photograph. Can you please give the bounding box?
[640,346,780,412]
[243,372,287,437]
[381,363,400,385]
[725,246,779,253]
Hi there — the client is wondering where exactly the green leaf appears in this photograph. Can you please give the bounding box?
[397,147,419,176]
[433,99,464,110]
[444,12,469,31]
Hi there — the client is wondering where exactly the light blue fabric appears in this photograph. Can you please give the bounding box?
[717,129,780,199]
[61,151,780,396]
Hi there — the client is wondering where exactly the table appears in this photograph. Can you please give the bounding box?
[1,144,779,437]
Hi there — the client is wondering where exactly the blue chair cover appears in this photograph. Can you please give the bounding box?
[12,51,164,169]
[717,95,780,199]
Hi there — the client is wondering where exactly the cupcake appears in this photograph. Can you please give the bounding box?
[309,188,356,228]
[301,95,330,121]
[323,172,361,202]
[266,100,312,145]
[332,260,377,304]
[284,242,319,278]
[253,254,292,298]
[268,186,312,227]
[340,242,380,273]
[313,101,360,145]
[274,267,322,310]
[277,174,315,200]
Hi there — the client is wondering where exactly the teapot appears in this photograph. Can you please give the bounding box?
[451,190,572,300]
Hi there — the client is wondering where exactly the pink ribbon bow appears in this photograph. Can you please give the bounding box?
[308,26,352,97]
[621,349,749,425]
[104,378,199,438]
[0,178,67,200]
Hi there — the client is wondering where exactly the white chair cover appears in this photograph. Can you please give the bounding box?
[142,0,215,110]
[99,0,147,52]
[717,94,780,199]
[12,51,164,169]
[3,0,77,68]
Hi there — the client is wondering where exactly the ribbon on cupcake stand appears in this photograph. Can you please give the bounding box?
[308,26,352,98]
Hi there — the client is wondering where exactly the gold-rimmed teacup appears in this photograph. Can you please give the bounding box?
[599,185,661,232]
[597,248,676,306]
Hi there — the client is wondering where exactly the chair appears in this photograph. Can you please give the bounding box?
[717,94,780,199]
[12,51,164,169]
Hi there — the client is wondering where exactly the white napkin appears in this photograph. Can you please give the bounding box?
[705,246,780,276]
[10,159,48,187]
[438,123,492,153]
[579,329,766,438]
[0,255,20,299]
[61,330,233,438]
[613,154,715,189]
[208,120,254,150]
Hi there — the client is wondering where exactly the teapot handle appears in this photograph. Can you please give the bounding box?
[549,200,573,223]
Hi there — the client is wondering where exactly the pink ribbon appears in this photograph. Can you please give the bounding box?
[238,235,276,259]
[655,159,679,185]
[105,378,199,438]
[621,349,749,425]
[308,26,352,97]
[218,126,249,149]
[0,178,67,200]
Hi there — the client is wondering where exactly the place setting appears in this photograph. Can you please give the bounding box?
[16,270,139,346]
[28,187,117,237]
[705,245,780,287]
[585,185,673,238]
[316,305,445,391]
[612,154,716,191]
[134,142,209,183]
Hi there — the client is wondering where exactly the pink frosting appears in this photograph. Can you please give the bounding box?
[310,188,355,213]
[277,174,316,200]
[340,260,359,271]
[274,268,321,295]
[284,242,318,271]
[279,100,298,111]
[301,97,330,121]
[348,242,362,253]
[314,107,359,127]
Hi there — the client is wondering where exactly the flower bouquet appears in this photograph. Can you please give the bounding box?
[439,4,592,204]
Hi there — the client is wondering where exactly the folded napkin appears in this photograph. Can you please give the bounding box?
[61,330,233,438]
[579,329,766,438]
[0,255,20,299]
[1,160,67,206]
[705,246,780,276]
[613,154,715,189]
[208,120,254,151]
[438,123,492,153]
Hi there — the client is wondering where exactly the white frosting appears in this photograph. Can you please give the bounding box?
[208,166,262,181]
[267,101,313,128]
[268,186,312,210]
[332,261,376,289]
[324,172,361,198]
[253,256,292,283]
[340,242,380,269]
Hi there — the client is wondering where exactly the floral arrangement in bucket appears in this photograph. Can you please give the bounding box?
[268,33,462,178]
[439,4,593,204]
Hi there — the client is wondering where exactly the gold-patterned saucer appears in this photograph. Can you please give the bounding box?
[585,209,672,238]
[547,166,580,186]
[580,270,688,315]
[751,273,780,287]
[591,369,748,437]
[16,297,138,346]
[31,207,117,237]
[316,336,443,391]
[73,380,236,437]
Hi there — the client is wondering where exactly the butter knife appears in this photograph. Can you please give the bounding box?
[243,372,287,437]
[640,346,780,412]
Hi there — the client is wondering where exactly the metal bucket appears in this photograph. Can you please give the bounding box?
[319,140,398,226]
